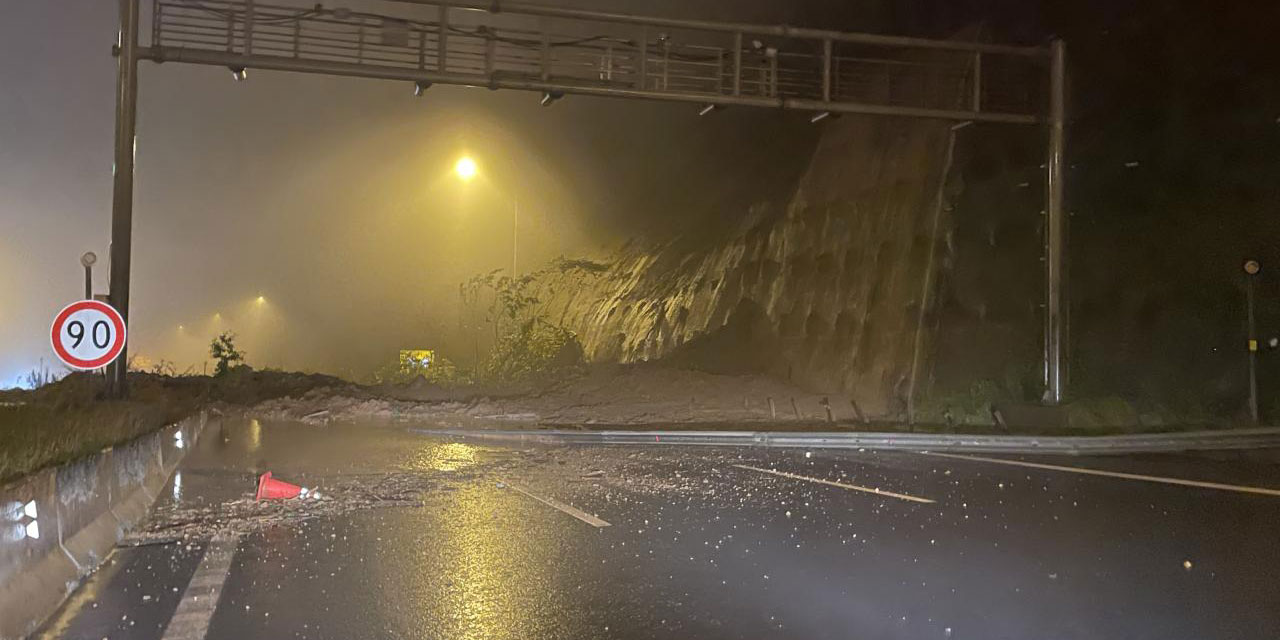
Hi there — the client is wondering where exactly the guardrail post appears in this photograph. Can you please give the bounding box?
[661,37,670,90]
[821,38,832,102]
[484,26,496,77]
[151,0,161,46]
[244,0,254,56]
[715,46,724,93]
[732,32,742,96]
[417,28,426,70]
[637,26,648,89]
[437,4,448,72]
[224,9,234,52]
[540,21,551,81]
[971,51,982,112]
[357,17,366,64]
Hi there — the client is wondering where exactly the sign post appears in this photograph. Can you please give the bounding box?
[50,300,128,372]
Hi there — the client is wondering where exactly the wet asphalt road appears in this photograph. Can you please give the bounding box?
[37,418,1280,640]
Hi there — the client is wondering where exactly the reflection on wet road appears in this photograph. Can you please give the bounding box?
[38,418,1280,639]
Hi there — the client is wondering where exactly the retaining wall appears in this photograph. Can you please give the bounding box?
[0,411,212,638]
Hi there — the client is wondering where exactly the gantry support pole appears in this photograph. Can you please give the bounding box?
[109,0,140,397]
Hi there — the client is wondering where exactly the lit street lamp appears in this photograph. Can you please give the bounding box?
[453,156,477,182]
[454,156,519,276]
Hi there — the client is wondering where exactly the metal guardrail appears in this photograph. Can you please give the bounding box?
[147,0,1044,123]
[412,427,1280,455]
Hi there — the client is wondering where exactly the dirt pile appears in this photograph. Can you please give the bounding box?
[252,362,858,428]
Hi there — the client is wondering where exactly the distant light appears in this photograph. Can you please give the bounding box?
[213,312,222,320]
[454,156,478,181]
[1124,161,1140,168]
[256,295,266,304]
[1244,259,1261,275]
[413,81,431,97]
[809,111,832,123]
[23,500,36,520]
[228,66,247,81]
[178,324,185,331]
[24,521,38,540]
[697,104,719,116]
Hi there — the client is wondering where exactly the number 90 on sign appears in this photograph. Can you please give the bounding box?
[50,300,127,370]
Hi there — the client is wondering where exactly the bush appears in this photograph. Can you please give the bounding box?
[915,378,1005,426]
[209,332,246,376]
[479,319,585,384]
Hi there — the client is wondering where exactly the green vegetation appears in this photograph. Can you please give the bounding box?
[0,369,342,484]
[209,332,246,376]
[374,262,591,388]
[462,267,584,383]
[0,374,194,483]
[479,318,584,383]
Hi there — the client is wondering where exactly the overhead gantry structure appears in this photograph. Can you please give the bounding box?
[108,0,1066,402]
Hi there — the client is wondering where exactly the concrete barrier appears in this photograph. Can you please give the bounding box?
[0,411,213,639]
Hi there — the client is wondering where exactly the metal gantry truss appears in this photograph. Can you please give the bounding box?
[109,0,1066,402]
[145,0,1044,123]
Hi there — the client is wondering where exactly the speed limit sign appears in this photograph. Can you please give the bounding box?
[50,300,127,370]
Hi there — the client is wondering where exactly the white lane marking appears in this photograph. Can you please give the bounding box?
[732,464,936,504]
[921,452,1280,497]
[505,482,612,527]
[161,534,241,640]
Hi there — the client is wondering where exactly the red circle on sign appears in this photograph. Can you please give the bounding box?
[50,300,127,370]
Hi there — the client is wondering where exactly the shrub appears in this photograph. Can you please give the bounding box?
[209,332,246,376]
[479,319,585,384]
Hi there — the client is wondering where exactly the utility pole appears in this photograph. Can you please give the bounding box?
[108,0,140,398]
[1043,38,1067,405]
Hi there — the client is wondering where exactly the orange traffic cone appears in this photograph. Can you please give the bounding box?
[255,472,321,500]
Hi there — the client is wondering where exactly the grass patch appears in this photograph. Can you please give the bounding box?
[0,370,345,484]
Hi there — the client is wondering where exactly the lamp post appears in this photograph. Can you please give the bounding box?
[1244,259,1261,424]
[80,252,97,299]
[454,156,519,276]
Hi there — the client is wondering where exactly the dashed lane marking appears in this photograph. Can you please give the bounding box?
[920,451,1280,497]
[732,464,936,504]
[505,482,612,527]
[161,534,241,640]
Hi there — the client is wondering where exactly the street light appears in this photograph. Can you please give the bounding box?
[453,156,518,276]
[79,252,97,299]
[454,156,478,181]
[1244,259,1261,424]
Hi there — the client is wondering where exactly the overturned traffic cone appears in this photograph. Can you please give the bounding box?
[255,472,321,501]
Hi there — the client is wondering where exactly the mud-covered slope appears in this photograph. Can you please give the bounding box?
[536,114,958,417]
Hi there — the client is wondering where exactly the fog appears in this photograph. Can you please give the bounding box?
[0,0,840,385]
